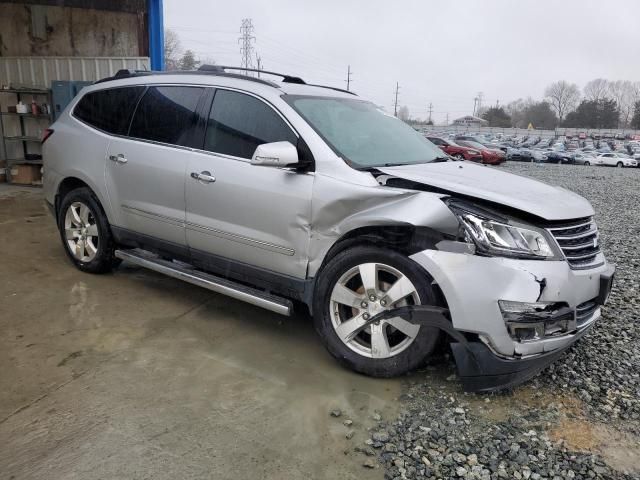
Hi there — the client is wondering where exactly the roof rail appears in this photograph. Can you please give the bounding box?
[95,66,357,96]
[200,65,306,84]
[307,83,357,96]
[94,67,278,87]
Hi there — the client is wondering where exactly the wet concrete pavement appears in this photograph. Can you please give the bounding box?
[0,186,402,479]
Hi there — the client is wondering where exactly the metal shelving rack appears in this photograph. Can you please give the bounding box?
[0,88,52,184]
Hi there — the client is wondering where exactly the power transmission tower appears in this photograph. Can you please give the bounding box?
[346,65,353,91]
[393,82,400,117]
[427,102,433,123]
[238,18,256,74]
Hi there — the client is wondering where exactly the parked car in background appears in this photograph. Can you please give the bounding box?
[544,150,572,164]
[572,153,597,166]
[426,136,483,162]
[455,140,506,165]
[517,148,547,163]
[505,147,522,161]
[595,152,638,168]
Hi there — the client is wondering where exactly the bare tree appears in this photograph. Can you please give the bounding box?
[164,28,182,71]
[397,105,410,122]
[608,80,636,127]
[544,80,580,122]
[583,78,610,102]
[179,50,200,71]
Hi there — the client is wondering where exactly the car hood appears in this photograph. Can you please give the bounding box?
[379,162,594,221]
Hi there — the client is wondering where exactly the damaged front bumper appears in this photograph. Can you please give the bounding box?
[371,293,611,392]
[402,248,615,391]
[409,249,614,357]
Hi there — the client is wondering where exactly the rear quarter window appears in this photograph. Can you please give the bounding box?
[73,86,145,135]
[129,86,205,147]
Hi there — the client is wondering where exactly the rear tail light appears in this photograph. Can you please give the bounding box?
[41,128,54,144]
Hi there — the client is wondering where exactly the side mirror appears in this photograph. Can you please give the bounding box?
[251,141,299,168]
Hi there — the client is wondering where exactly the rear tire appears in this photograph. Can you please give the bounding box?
[57,187,119,273]
[584,161,590,166]
[313,246,441,377]
[616,162,623,168]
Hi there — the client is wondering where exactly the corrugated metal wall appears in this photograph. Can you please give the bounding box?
[0,56,150,89]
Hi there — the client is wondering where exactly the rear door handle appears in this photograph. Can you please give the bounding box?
[190,171,216,183]
[109,153,128,164]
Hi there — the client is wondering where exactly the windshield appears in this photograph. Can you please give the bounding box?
[285,95,445,168]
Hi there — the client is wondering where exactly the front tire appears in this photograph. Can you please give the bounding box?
[313,246,441,377]
[616,161,623,168]
[57,187,119,273]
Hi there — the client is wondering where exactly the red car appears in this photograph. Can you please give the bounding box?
[455,140,506,165]
[426,137,483,162]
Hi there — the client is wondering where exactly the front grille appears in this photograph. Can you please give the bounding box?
[576,299,599,326]
[547,217,602,269]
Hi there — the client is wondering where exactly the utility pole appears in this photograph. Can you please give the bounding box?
[346,65,353,91]
[255,53,262,77]
[393,82,400,117]
[238,18,256,74]
[427,102,433,124]
[496,99,500,109]
[446,113,449,125]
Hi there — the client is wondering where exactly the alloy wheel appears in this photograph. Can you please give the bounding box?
[64,201,99,262]
[329,263,421,359]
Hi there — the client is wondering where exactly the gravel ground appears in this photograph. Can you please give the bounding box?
[353,163,640,480]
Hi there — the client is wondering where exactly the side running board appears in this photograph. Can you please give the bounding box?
[115,249,292,316]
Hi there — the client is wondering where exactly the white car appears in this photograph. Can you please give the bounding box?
[595,152,638,168]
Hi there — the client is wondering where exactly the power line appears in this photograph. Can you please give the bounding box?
[346,65,353,91]
[238,18,256,73]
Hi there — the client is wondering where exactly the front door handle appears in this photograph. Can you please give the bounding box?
[109,154,128,164]
[190,171,216,183]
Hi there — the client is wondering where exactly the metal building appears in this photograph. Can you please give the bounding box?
[0,0,163,183]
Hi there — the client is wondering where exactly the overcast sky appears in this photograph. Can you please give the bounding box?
[164,0,640,124]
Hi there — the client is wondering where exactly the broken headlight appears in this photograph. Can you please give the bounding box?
[449,204,560,260]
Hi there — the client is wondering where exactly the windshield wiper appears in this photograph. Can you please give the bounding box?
[430,156,451,163]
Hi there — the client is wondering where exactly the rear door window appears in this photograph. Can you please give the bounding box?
[73,86,145,135]
[204,89,297,159]
[129,86,205,147]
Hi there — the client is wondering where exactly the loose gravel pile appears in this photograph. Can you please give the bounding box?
[505,163,640,429]
[360,164,640,480]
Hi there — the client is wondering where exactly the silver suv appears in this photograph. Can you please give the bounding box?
[43,66,614,391]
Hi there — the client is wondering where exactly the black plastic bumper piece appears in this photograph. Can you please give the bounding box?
[368,305,595,393]
[597,265,615,305]
[451,326,593,393]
